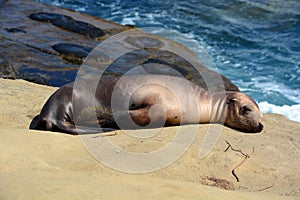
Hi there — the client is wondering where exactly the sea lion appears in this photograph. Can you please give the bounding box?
[32,75,263,134]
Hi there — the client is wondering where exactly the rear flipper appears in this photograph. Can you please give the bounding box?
[31,117,117,135]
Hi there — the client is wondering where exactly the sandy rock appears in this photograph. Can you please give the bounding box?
[0,78,299,199]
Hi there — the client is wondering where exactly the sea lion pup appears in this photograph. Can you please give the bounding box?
[32,75,263,134]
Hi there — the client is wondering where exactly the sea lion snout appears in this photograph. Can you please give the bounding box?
[258,122,264,132]
[249,107,264,132]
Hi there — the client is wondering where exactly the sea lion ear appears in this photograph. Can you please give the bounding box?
[227,98,238,104]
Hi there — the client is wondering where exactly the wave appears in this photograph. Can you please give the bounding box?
[258,101,300,122]
[250,77,300,104]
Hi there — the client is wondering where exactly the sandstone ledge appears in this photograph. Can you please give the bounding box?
[1,78,299,199]
[0,0,299,199]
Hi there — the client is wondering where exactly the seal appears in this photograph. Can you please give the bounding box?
[31,75,263,134]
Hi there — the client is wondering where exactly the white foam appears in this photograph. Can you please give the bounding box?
[74,7,86,12]
[120,12,141,25]
[258,101,300,122]
[47,0,64,7]
[121,17,136,25]
[251,78,300,104]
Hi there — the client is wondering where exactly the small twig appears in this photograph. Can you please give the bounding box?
[93,132,117,138]
[232,155,249,182]
[225,140,250,157]
[224,140,254,182]
[101,132,118,137]
[257,183,275,192]
[231,170,239,182]
[224,142,231,152]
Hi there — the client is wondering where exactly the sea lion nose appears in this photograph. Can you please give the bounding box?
[258,122,264,131]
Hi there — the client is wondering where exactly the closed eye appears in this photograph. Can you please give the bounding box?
[241,106,252,115]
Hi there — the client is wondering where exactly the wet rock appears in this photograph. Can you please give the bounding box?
[52,43,92,64]
[28,12,63,22]
[0,0,239,92]
[0,0,124,86]
[5,28,26,33]
[18,73,49,85]
[0,0,8,7]
[0,56,17,79]
[29,12,106,40]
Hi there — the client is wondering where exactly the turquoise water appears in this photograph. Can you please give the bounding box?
[36,0,300,121]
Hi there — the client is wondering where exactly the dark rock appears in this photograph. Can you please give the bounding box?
[0,0,123,86]
[0,56,17,79]
[124,24,136,29]
[52,43,92,64]
[18,72,49,85]
[28,12,64,22]
[5,28,26,33]
[29,12,106,39]
[0,0,8,7]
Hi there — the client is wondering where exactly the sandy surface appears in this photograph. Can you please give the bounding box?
[0,78,299,199]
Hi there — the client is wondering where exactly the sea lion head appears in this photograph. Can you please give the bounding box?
[225,92,263,133]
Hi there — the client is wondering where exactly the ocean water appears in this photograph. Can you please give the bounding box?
[36,0,300,122]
